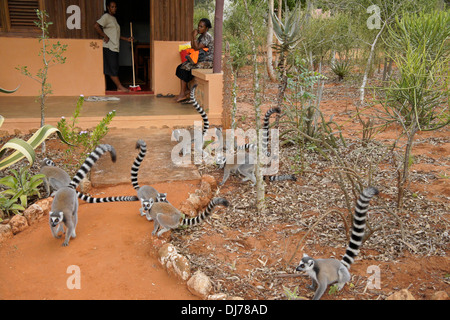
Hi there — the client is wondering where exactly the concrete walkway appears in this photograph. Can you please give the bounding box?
[0,95,202,185]
[91,127,201,187]
[0,95,200,133]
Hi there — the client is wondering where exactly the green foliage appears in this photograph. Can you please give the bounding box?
[328,284,339,296]
[223,0,267,73]
[57,96,116,171]
[0,168,44,210]
[377,10,450,209]
[283,285,300,300]
[0,191,25,218]
[194,0,214,30]
[381,10,450,131]
[280,58,345,152]
[0,167,44,219]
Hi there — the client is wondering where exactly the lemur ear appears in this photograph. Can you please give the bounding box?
[303,253,309,258]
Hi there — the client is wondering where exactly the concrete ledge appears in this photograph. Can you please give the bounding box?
[0,114,222,134]
[192,69,223,127]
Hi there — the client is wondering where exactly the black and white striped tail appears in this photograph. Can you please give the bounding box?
[264,174,297,182]
[190,84,209,135]
[131,139,147,190]
[262,107,281,157]
[341,187,379,269]
[236,143,257,152]
[69,144,116,190]
[181,197,229,227]
[76,192,138,203]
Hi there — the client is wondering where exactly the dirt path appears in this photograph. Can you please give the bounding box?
[0,183,199,300]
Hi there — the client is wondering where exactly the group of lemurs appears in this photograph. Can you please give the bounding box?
[39,85,379,299]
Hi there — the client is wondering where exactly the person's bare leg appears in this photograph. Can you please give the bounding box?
[110,76,128,92]
[176,80,189,102]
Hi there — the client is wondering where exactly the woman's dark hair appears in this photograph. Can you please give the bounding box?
[105,0,116,13]
[199,18,212,29]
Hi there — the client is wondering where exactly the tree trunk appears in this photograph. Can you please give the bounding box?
[359,21,387,105]
[397,124,418,210]
[244,0,265,213]
[213,0,224,74]
[266,0,277,82]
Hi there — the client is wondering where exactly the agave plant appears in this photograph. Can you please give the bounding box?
[0,116,70,170]
[330,59,351,81]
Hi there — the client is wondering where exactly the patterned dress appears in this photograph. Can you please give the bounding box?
[180,32,214,71]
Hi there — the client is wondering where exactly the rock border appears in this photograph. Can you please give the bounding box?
[151,174,244,300]
[0,198,52,243]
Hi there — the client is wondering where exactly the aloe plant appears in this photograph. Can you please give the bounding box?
[271,3,303,112]
[0,116,70,170]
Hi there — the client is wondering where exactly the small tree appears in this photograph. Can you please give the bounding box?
[379,11,450,209]
[17,10,67,152]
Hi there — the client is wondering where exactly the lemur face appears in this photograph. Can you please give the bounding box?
[296,254,315,272]
[49,212,64,227]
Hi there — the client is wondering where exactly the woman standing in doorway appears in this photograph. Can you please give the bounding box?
[175,18,214,102]
[94,0,133,92]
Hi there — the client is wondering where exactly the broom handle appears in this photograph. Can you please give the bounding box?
[130,22,136,87]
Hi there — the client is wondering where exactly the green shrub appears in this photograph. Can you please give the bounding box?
[0,167,45,209]
[57,95,116,171]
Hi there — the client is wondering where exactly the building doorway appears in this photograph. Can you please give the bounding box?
[105,0,151,92]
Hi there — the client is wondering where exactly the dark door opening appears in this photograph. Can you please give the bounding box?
[105,0,151,92]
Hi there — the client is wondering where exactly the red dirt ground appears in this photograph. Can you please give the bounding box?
[0,183,200,300]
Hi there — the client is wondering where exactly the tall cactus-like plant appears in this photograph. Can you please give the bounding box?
[271,3,303,112]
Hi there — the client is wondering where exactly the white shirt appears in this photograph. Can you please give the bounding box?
[97,13,120,52]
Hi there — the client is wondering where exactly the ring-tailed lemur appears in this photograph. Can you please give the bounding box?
[190,84,209,135]
[49,144,117,246]
[40,158,138,203]
[131,139,165,216]
[261,107,281,157]
[172,84,220,158]
[217,107,296,185]
[296,186,379,300]
[147,197,229,237]
[40,158,71,197]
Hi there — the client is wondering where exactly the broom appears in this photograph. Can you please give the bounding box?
[129,22,141,91]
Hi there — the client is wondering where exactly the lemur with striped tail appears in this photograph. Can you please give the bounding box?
[218,107,296,185]
[131,139,165,217]
[147,197,229,237]
[296,186,379,300]
[40,158,138,203]
[48,144,117,246]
